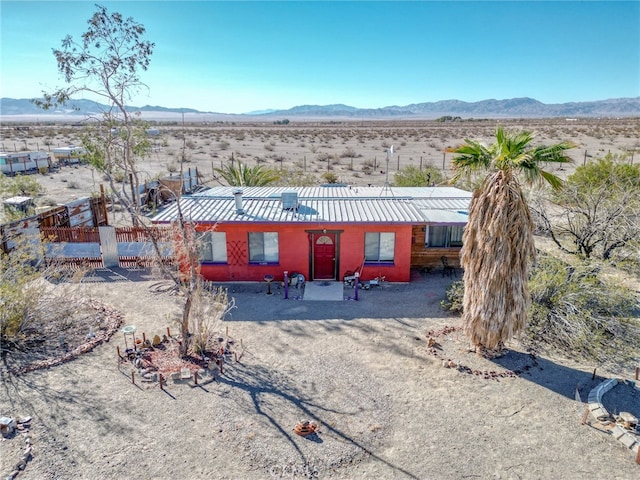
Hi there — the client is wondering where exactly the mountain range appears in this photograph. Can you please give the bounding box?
[1,96,638,119]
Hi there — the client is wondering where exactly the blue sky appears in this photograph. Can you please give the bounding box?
[1,1,639,114]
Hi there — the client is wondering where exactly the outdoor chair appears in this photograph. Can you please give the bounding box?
[441,256,456,278]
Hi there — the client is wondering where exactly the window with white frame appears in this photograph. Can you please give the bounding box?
[248,232,279,263]
[425,225,464,248]
[364,232,395,262]
[197,231,228,263]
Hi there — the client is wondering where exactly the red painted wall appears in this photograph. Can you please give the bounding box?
[196,222,414,283]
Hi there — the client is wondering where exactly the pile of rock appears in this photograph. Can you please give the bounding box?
[1,416,33,479]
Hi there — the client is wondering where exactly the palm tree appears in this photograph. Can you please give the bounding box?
[215,161,278,187]
[448,126,574,353]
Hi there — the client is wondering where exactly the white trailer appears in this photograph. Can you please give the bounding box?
[0,151,52,175]
[52,145,85,165]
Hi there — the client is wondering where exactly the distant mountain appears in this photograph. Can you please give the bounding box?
[0,98,214,116]
[243,108,277,115]
[267,97,640,118]
[1,96,639,118]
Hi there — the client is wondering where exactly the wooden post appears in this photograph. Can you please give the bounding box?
[636,445,640,464]
[583,150,587,166]
[194,370,198,385]
[635,366,639,380]
[142,332,146,343]
[159,374,164,390]
[117,346,122,359]
[131,371,135,384]
[420,156,423,171]
[303,156,306,171]
[581,406,590,425]
[592,368,597,380]
[442,152,446,170]
[167,327,171,337]
[128,173,136,210]
[397,155,400,171]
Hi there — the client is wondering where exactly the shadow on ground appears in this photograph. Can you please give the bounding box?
[492,350,609,401]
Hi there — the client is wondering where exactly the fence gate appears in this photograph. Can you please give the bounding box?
[99,226,118,268]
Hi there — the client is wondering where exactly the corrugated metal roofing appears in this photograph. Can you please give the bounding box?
[151,186,472,224]
[419,210,469,224]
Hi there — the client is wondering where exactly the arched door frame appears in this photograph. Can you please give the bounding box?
[306,229,343,281]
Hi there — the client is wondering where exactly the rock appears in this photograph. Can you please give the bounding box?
[0,417,16,437]
[152,334,162,346]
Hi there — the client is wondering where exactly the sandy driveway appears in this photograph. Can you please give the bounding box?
[1,268,639,479]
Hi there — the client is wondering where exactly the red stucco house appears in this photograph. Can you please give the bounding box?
[151,186,472,283]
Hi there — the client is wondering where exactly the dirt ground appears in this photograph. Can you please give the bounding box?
[1,269,639,479]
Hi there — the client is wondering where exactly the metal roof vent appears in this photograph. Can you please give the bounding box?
[233,189,244,215]
[281,191,298,211]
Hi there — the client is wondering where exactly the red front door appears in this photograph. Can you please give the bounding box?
[313,234,336,280]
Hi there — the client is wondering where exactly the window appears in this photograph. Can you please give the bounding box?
[197,231,227,263]
[449,225,464,247]
[365,232,395,262]
[426,225,464,248]
[248,232,279,263]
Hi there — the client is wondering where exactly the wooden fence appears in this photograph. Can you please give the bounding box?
[40,225,175,269]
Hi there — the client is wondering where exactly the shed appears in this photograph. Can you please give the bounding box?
[3,196,34,215]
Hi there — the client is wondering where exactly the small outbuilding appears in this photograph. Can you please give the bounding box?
[3,196,34,215]
[151,186,471,283]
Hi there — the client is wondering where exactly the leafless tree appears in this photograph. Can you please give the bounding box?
[530,164,640,260]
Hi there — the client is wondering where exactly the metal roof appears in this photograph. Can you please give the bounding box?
[151,186,472,225]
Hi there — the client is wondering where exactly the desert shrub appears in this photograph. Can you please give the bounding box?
[111,169,125,183]
[440,279,464,313]
[322,172,339,184]
[393,166,443,186]
[340,147,358,158]
[441,253,640,369]
[189,285,233,355]
[0,173,44,198]
[274,168,318,187]
[218,140,230,150]
[0,233,77,341]
[526,255,640,368]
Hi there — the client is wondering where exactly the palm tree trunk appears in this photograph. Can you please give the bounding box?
[461,170,536,350]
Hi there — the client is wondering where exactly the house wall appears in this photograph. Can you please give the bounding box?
[410,225,462,269]
[196,222,414,283]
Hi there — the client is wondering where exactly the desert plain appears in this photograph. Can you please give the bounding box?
[1,117,640,479]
